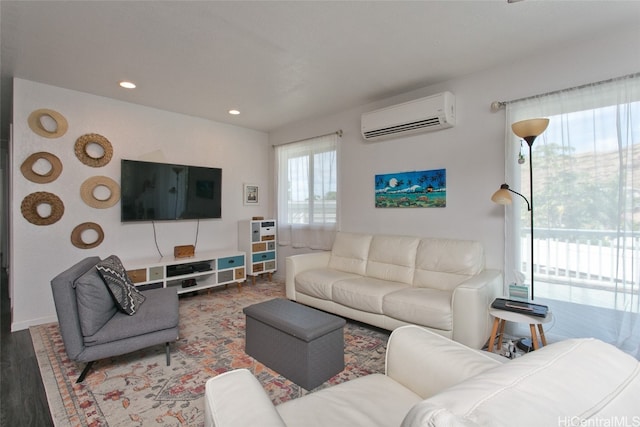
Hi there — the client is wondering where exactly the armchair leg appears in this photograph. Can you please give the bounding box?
[77,361,94,383]
[166,342,171,366]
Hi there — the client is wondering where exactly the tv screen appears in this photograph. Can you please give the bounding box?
[121,159,222,222]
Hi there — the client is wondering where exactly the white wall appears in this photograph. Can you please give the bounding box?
[269,26,640,280]
[10,79,271,330]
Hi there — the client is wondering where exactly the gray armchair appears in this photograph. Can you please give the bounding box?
[50,256,179,382]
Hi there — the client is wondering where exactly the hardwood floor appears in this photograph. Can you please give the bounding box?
[503,296,640,357]
[0,269,53,426]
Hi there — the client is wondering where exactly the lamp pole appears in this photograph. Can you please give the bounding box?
[525,137,535,301]
[511,118,549,300]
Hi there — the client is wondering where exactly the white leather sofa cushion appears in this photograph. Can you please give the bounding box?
[333,277,409,314]
[205,369,286,427]
[401,338,640,427]
[366,235,420,284]
[328,232,372,275]
[295,268,361,300]
[413,238,485,291]
[276,373,423,427]
[383,288,453,331]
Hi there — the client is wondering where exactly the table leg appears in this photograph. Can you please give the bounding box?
[537,324,547,347]
[529,324,540,350]
[488,318,500,352]
[496,320,506,350]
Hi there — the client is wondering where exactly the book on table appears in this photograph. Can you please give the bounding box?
[491,298,549,318]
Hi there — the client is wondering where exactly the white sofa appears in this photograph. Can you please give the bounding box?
[204,325,640,427]
[285,232,502,349]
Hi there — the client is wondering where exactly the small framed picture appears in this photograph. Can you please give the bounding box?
[243,183,259,205]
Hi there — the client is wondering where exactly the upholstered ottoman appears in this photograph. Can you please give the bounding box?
[243,298,346,390]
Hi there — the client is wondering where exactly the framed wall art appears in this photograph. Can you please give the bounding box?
[243,183,260,205]
[375,168,446,208]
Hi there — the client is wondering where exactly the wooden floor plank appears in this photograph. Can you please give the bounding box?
[0,269,53,426]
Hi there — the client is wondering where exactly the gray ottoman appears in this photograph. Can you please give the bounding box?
[243,298,346,390]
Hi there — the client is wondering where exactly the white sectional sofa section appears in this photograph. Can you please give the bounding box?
[286,232,502,349]
[205,325,640,427]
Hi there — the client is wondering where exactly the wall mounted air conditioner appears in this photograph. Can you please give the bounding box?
[361,91,456,142]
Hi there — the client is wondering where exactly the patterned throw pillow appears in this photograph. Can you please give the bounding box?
[95,255,146,315]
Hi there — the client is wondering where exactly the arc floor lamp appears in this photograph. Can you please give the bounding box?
[492,118,550,302]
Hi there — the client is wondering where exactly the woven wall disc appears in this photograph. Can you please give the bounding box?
[20,152,63,184]
[74,133,113,167]
[80,176,120,209]
[20,192,64,226]
[71,222,104,249]
[28,109,68,138]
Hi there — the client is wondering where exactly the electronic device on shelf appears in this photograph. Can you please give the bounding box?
[167,261,213,277]
[181,278,197,288]
[167,264,194,277]
[191,262,213,272]
[491,298,549,318]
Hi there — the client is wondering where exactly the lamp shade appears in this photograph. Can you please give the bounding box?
[491,184,513,205]
[511,118,549,139]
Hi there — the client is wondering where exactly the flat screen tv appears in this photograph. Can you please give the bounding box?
[121,159,222,222]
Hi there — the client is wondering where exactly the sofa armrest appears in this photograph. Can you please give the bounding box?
[451,269,502,349]
[285,252,331,300]
[385,325,504,399]
[205,369,286,427]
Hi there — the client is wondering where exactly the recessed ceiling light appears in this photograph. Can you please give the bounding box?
[229,109,240,115]
[119,81,136,89]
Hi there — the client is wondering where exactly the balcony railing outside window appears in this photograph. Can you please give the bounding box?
[525,228,640,313]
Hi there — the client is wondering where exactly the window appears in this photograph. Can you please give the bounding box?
[275,132,339,249]
[504,74,640,356]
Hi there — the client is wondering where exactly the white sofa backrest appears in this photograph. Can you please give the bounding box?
[386,325,503,400]
[413,238,485,291]
[401,338,640,427]
[366,235,420,285]
[328,232,372,275]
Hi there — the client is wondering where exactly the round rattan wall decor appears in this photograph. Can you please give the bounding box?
[74,133,113,167]
[71,222,104,249]
[80,176,120,209]
[20,152,63,184]
[28,109,68,138]
[20,192,64,226]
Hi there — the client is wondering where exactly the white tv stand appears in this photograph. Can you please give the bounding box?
[123,250,246,295]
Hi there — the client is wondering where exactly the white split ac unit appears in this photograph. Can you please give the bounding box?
[361,91,456,142]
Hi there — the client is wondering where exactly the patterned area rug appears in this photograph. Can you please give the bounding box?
[30,281,389,426]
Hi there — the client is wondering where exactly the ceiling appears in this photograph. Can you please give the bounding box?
[1,1,639,138]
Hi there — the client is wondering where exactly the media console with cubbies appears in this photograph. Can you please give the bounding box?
[124,250,246,295]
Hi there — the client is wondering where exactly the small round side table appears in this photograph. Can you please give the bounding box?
[487,308,553,353]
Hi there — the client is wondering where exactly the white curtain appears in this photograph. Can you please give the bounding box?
[275,133,339,250]
[504,74,640,357]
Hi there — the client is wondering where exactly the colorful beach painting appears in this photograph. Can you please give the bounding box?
[375,169,446,208]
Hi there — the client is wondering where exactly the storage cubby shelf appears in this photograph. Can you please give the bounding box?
[238,219,277,285]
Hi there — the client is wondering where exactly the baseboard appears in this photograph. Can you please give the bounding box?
[12,314,58,332]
